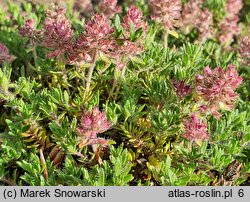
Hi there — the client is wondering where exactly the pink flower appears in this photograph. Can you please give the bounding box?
[69,14,115,63]
[77,107,111,134]
[122,5,147,33]
[173,80,192,98]
[112,40,143,60]
[0,43,16,63]
[87,136,109,147]
[219,0,242,46]
[181,0,202,34]
[77,131,109,147]
[84,14,115,49]
[76,107,111,147]
[69,6,147,67]
[68,35,91,64]
[180,1,214,42]
[98,0,122,18]
[19,19,36,38]
[219,16,241,46]
[107,5,147,62]
[149,0,182,29]
[182,114,209,144]
[195,9,214,42]
[70,6,147,66]
[195,64,243,118]
[41,7,74,59]
[226,0,243,17]
[239,36,250,66]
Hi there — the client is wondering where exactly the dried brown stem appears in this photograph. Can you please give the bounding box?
[0,178,16,186]
[39,148,48,181]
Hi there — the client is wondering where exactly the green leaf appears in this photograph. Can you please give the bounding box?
[168,30,179,38]
[114,14,123,36]
[115,14,121,29]
[129,20,135,41]
[63,90,69,104]
[132,27,143,42]
[17,161,34,174]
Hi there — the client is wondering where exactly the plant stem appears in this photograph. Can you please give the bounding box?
[112,63,127,100]
[121,64,127,78]
[109,76,117,99]
[32,46,38,70]
[58,60,70,95]
[0,178,16,186]
[25,61,30,76]
[62,70,70,94]
[85,50,97,95]
[164,30,169,49]
[108,61,119,99]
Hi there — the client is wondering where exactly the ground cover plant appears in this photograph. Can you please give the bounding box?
[0,0,249,186]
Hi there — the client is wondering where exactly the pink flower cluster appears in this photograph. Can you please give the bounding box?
[19,19,36,39]
[70,5,147,68]
[98,0,122,18]
[113,5,147,65]
[149,0,182,30]
[173,80,192,98]
[182,113,209,144]
[180,0,201,34]
[226,0,243,18]
[181,0,214,42]
[219,0,242,46]
[239,35,250,66]
[195,9,214,42]
[219,16,241,46]
[70,14,115,63]
[41,7,74,59]
[0,43,16,63]
[18,2,147,68]
[195,64,243,119]
[122,5,148,35]
[76,107,111,147]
